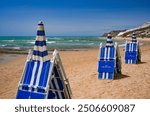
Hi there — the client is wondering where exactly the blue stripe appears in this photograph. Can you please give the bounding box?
[54,66,59,77]
[22,86,29,90]
[48,91,56,99]
[16,90,31,99]
[23,61,34,85]
[108,73,113,80]
[33,50,48,57]
[61,92,65,99]
[38,61,51,87]
[98,73,103,79]
[51,79,57,90]
[110,47,115,59]
[108,36,112,39]
[37,88,45,93]
[37,30,45,36]
[35,40,46,46]
[100,47,105,60]
[55,91,60,99]
[56,78,64,90]
[133,43,137,51]
[126,43,130,51]
[132,37,136,39]
[38,23,44,26]
[132,40,137,42]
[30,92,46,99]
[106,41,113,44]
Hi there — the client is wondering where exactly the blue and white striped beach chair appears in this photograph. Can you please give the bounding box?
[98,34,121,80]
[16,21,72,99]
[124,33,141,64]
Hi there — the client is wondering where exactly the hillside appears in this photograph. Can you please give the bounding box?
[102,29,126,37]
[117,22,150,37]
[102,22,150,37]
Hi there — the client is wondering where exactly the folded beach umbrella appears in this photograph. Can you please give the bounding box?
[32,21,49,61]
[106,34,114,46]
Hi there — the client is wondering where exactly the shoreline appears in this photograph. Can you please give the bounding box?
[0,37,150,55]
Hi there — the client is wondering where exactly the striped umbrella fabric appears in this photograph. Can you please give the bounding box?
[106,34,113,46]
[32,21,49,61]
[132,33,137,42]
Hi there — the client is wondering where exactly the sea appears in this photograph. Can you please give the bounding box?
[0,36,125,50]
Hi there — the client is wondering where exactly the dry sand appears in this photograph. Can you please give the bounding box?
[0,39,150,99]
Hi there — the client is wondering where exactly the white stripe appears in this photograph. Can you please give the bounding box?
[32,55,49,62]
[104,48,107,60]
[129,43,131,52]
[33,45,47,52]
[54,78,63,99]
[135,43,138,51]
[30,62,37,86]
[131,60,132,64]
[107,47,110,60]
[102,72,105,79]
[35,62,43,87]
[132,43,134,51]
[106,73,109,79]
[128,60,129,64]
[37,26,44,31]
[36,36,46,41]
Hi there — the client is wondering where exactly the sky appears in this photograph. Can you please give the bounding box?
[0,0,150,36]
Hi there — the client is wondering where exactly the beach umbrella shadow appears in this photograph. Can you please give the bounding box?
[137,61,146,65]
[114,74,130,80]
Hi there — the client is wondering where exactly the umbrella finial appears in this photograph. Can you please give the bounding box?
[38,21,43,25]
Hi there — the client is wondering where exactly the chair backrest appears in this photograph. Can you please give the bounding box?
[125,42,138,52]
[99,46,116,60]
[19,60,51,89]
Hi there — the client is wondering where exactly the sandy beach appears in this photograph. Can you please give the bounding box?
[0,38,150,99]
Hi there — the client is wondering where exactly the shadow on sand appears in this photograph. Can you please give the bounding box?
[115,74,130,80]
[137,61,146,65]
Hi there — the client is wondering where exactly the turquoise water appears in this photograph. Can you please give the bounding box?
[0,36,124,49]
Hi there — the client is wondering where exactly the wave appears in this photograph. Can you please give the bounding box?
[47,41,56,44]
[0,44,7,47]
[1,40,15,42]
[88,43,94,45]
[47,37,62,40]
[27,41,35,44]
